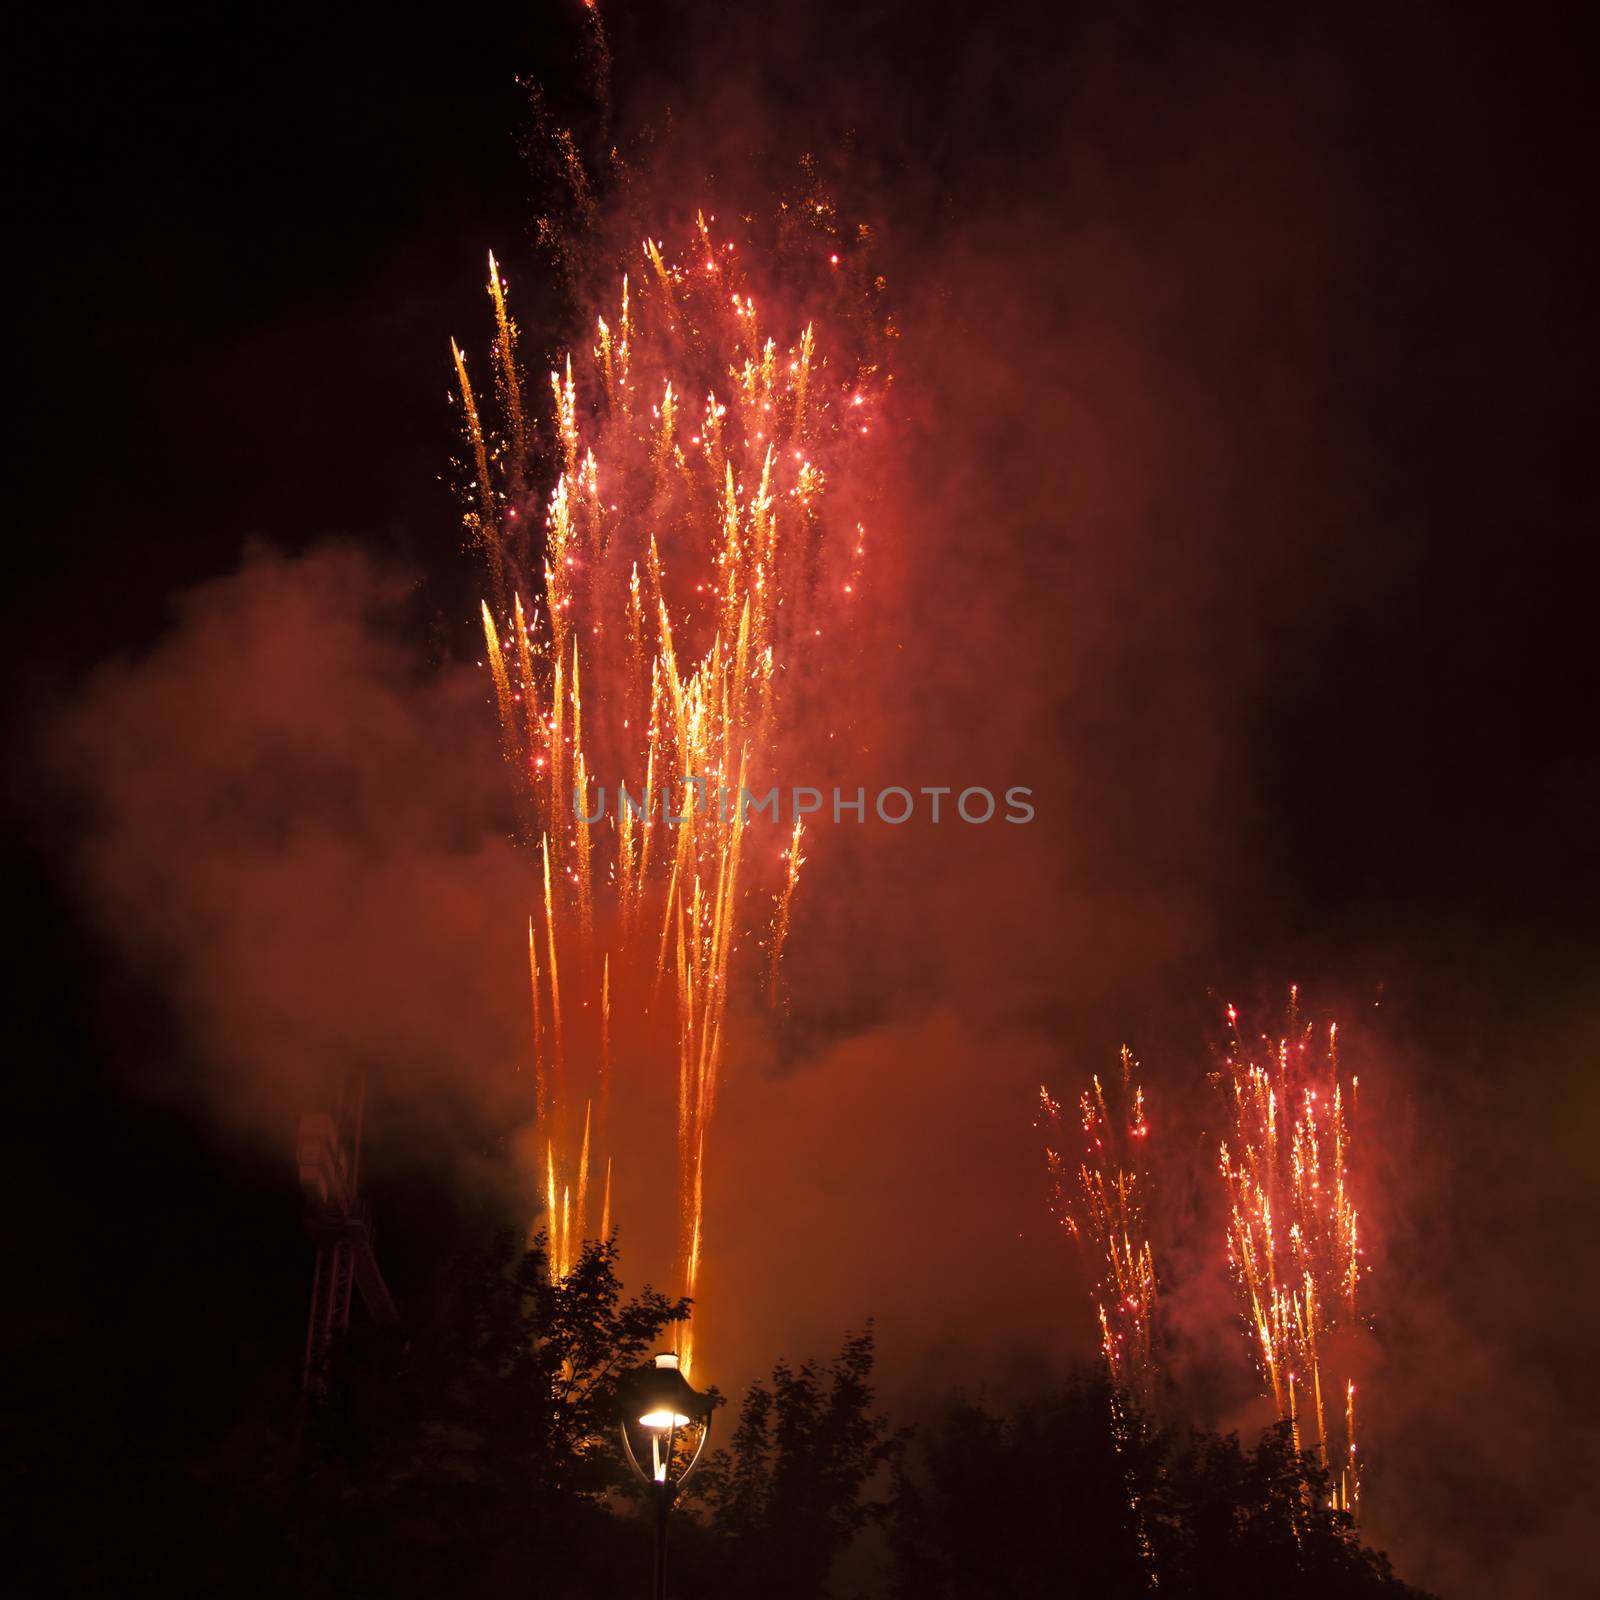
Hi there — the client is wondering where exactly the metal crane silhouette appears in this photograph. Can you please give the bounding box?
[296,1073,398,1393]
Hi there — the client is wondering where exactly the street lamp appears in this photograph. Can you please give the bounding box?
[618,1352,714,1600]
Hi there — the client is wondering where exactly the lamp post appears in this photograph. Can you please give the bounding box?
[618,1352,714,1600]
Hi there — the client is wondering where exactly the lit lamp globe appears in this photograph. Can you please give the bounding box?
[619,1352,714,1491]
[619,1352,714,1598]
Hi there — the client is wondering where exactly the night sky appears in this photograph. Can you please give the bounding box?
[9,6,1597,1596]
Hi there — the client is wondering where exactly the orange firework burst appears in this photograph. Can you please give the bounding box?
[1215,988,1364,1513]
[1040,1047,1159,1409]
[453,214,882,1374]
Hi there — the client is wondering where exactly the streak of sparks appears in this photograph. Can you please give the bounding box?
[1040,1047,1159,1408]
[1216,989,1364,1514]
[1040,1047,1160,1587]
[455,217,879,1373]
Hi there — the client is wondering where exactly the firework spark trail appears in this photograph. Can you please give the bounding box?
[1040,1047,1159,1410]
[1216,988,1363,1513]
[769,816,805,1001]
[1040,1048,1160,1587]
[454,217,880,1372]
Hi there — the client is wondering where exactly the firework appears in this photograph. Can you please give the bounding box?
[1216,988,1363,1513]
[1040,1046,1159,1409]
[1040,1049,1161,1588]
[454,216,880,1373]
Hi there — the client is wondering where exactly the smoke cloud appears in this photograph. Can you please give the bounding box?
[47,544,531,1152]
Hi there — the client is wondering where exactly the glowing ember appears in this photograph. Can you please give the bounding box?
[1040,1046,1160,1410]
[1215,988,1364,1513]
[453,215,880,1374]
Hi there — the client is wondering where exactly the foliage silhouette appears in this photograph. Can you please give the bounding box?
[16,1225,1435,1599]
[687,1324,907,1597]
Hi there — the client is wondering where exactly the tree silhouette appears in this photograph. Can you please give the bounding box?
[1149,1421,1428,1597]
[295,1229,690,1596]
[889,1378,1435,1600]
[691,1325,906,1598]
[19,1224,1438,1599]
[888,1376,1157,1599]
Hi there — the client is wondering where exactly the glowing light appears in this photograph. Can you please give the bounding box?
[1216,991,1364,1515]
[1040,1048,1160,1582]
[639,1409,692,1430]
[452,218,878,1373]
[1040,1047,1159,1409]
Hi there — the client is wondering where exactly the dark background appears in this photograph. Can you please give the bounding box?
[8,5,1596,1596]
